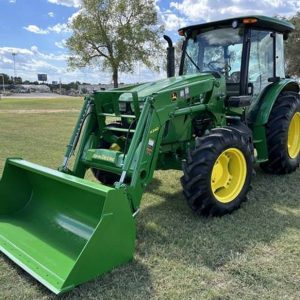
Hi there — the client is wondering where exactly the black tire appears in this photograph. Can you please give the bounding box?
[181,127,253,216]
[91,169,120,185]
[260,91,300,174]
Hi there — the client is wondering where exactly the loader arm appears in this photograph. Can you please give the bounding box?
[65,75,217,212]
[118,96,169,211]
[66,93,181,212]
[0,74,218,294]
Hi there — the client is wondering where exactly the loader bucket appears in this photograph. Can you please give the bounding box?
[0,159,135,294]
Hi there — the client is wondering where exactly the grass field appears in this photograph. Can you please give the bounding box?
[0,97,299,300]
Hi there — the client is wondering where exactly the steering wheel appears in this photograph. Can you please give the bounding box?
[228,71,241,83]
[207,61,231,74]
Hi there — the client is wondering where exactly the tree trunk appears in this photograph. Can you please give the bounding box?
[112,69,118,88]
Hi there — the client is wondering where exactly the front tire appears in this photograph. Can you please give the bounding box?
[260,91,300,174]
[181,127,253,216]
[91,169,120,185]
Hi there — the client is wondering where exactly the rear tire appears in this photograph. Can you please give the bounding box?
[181,127,253,216]
[260,91,300,174]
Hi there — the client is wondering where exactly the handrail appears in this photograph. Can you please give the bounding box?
[95,90,141,117]
[119,97,152,182]
[60,97,91,171]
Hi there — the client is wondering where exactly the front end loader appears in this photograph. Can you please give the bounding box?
[0,15,299,294]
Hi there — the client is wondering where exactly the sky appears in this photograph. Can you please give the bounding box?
[0,0,299,84]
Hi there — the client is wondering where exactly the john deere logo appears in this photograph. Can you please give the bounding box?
[93,154,115,162]
[171,92,177,101]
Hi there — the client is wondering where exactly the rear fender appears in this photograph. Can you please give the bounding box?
[251,79,299,162]
[254,79,299,126]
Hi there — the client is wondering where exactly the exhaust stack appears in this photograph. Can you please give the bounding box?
[163,35,175,78]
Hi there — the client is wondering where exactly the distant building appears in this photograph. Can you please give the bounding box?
[20,84,51,93]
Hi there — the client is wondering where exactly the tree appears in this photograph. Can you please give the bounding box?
[285,12,300,76]
[67,0,164,88]
[14,77,22,84]
[1,73,11,84]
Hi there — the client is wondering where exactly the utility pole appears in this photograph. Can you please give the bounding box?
[12,52,17,84]
[59,78,62,94]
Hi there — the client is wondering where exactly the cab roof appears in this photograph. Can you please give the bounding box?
[179,15,294,35]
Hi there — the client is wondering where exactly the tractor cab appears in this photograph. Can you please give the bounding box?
[178,16,294,100]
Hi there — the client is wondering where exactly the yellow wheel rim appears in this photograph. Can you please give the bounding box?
[288,112,300,159]
[211,148,247,203]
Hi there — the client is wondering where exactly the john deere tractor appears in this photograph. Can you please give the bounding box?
[0,16,299,294]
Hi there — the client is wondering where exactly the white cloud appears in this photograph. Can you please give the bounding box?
[1,2,164,84]
[0,45,163,84]
[23,23,70,35]
[0,46,67,62]
[0,46,69,81]
[30,45,67,61]
[5,0,300,84]
[55,39,67,49]
[170,0,300,22]
[48,23,70,33]
[47,0,81,8]
[161,12,188,31]
[24,10,77,36]
[9,0,16,4]
[48,12,55,18]
[0,47,34,56]
[155,1,187,32]
[23,25,49,35]
[2,57,13,64]
[163,13,180,31]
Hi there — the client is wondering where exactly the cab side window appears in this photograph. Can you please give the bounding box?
[248,30,274,96]
[276,33,285,79]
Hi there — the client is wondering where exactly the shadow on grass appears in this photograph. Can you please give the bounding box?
[139,167,300,270]
[60,261,153,300]
[1,168,299,298]
[0,253,153,300]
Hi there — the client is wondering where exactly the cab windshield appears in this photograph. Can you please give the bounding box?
[182,27,244,83]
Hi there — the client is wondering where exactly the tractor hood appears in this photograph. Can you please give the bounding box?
[118,73,216,101]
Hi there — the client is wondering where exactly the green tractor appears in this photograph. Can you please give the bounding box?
[0,16,299,294]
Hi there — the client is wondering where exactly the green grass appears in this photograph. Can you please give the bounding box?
[0,98,299,299]
[0,97,83,110]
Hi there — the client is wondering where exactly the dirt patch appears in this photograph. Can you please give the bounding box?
[0,109,80,114]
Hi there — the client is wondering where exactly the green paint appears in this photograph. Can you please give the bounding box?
[0,15,298,294]
[249,79,299,161]
[252,79,299,126]
[0,159,135,294]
